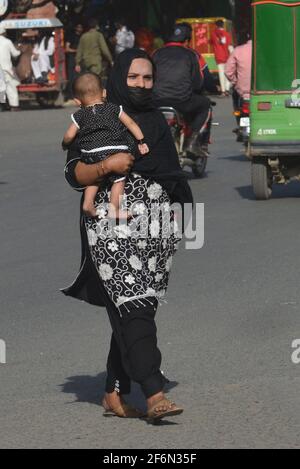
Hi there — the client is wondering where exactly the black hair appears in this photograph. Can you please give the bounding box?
[88,18,99,30]
[216,20,224,28]
[72,72,103,101]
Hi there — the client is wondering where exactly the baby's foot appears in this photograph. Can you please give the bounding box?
[83,201,97,218]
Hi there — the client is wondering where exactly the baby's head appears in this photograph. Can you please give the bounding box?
[72,72,104,106]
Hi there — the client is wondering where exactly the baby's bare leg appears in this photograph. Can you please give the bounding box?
[109,180,131,219]
[83,185,98,217]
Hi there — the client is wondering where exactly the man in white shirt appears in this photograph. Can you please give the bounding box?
[0,25,21,110]
[114,19,135,55]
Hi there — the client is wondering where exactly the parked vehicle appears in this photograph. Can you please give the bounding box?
[160,106,212,178]
[0,16,66,108]
[250,0,300,200]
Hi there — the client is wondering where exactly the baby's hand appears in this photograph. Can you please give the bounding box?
[138,143,149,155]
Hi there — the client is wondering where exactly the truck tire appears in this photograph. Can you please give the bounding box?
[252,159,272,200]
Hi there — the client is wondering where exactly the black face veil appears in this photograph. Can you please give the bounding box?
[106,48,156,114]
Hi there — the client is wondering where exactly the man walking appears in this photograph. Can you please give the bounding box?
[211,20,233,97]
[75,19,113,77]
[0,25,21,111]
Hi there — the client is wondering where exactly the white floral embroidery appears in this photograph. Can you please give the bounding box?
[125,274,135,285]
[129,255,142,270]
[148,256,157,272]
[114,224,131,238]
[96,206,107,219]
[85,174,180,308]
[137,240,147,249]
[150,219,160,238]
[166,256,173,272]
[87,229,98,246]
[147,183,163,200]
[107,241,119,252]
[132,202,146,216]
[99,263,113,281]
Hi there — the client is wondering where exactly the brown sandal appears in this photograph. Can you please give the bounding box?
[102,398,144,419]
[147,398,184,422]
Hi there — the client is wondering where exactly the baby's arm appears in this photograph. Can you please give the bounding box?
[119,111,149,155]
[62,123,79,150]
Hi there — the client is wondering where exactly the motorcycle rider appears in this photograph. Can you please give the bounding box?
[225,31,252,114]
[152,23,212,156]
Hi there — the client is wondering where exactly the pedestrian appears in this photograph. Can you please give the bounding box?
[0,25,21,111]
[113,18,135,55]
[31,30,55,84]
[135,28,155,55]
[211,20,234,97]
[62,49,193,422]
[75,18,113,78]
[0,64,6,109]
[64,23,83,102]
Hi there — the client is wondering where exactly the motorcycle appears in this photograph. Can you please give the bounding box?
[159,105,213,178]
[234,98,250,151]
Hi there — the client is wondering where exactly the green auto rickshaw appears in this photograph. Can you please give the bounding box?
[250,0,300,199]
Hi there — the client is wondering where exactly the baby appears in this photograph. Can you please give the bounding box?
[62,72,149,218]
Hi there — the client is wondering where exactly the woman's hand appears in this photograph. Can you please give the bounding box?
[74,153,134,186]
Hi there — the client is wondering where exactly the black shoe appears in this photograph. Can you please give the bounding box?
[186,131,200,154]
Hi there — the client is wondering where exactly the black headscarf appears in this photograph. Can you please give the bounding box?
[106,49,193,207]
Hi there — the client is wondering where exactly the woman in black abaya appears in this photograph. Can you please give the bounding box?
[62,49,193,422]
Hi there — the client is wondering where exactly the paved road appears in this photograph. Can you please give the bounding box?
[1,100,300,449]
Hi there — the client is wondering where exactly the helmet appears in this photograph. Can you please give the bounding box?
[168,23,192,43]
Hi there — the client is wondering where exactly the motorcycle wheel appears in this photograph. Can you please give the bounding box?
[192,156,207,178]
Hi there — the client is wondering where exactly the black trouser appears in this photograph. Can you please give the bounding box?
[65,53,77,100]
[156,94,211,144]
[105,297,165,399]
[176,94,211,133]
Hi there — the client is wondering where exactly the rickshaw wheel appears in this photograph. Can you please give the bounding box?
[36,91,60,109]
[252,158,273,200]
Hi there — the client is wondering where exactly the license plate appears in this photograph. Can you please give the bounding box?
[285,98,300,108]
[240,117,250,127]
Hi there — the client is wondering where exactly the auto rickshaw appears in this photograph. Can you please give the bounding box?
[176,17,233,73]
[0,17,66,108]
[250,0,300,199]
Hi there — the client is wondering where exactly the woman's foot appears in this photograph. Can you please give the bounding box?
[102,392,143,418]
[146,392,183,422]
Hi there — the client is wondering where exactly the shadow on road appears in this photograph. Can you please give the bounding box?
[221,154,249,163]
[236,181,300,200]
[60,373,179,411]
